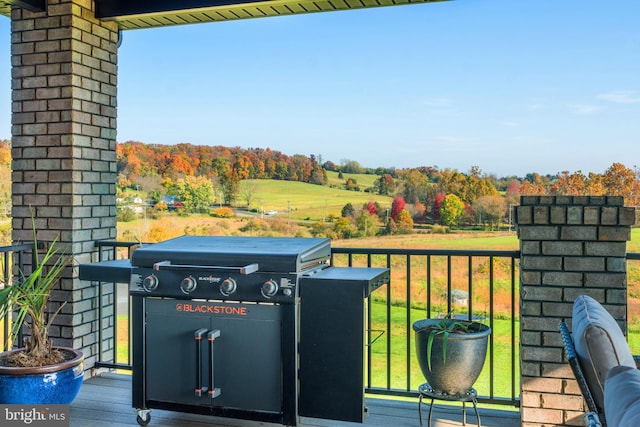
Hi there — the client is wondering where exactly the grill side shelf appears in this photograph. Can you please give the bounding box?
[79,259,133,283]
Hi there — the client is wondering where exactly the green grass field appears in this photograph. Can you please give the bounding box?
[325,170,381,190]
[241,178,393,221]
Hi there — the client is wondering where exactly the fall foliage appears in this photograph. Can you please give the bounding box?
[0,138,639,243]
[116,141,327,186]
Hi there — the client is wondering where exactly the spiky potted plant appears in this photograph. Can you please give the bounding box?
[413,311,491,396]
[0,216,84,404]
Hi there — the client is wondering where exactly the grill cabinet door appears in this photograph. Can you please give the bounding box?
[144,298,282,412]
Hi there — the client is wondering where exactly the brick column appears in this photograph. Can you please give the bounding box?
[517,196,636,426]
[11,0,118,369]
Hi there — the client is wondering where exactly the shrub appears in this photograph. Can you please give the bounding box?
[431,224,449,234]
[213,207,234,218]
[117,206,138,222]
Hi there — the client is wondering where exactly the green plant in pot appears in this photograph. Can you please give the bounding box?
[413,311,491,396]
[0,215,84,404]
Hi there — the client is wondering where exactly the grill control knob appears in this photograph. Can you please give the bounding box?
[142,274,159,292]
[180,276,197,294]
[220,278,237,296]
[261,280,279,298]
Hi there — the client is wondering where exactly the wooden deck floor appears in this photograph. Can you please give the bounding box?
[69,373,520,427]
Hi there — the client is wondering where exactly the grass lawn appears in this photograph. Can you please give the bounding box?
[242,179,393,221]
[325,170,381,190]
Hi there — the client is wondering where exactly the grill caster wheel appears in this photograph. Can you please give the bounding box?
[136,410,151,426]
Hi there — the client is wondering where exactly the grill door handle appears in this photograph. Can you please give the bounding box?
[154,261,259,275]
[194,328,208,397]
[208,329,221,399]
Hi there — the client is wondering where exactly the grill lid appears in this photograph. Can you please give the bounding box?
[130,236,331,273]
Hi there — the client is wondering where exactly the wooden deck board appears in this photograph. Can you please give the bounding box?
[69,374,520,427]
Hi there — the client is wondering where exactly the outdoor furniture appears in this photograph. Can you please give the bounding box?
[584,412,603,427]
[560,321,602,426]
[560,295,640,427]
[603,365,640,426]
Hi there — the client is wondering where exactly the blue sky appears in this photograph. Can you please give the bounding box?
[1,0,639,177]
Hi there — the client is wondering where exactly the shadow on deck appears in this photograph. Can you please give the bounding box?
[69,373,520,427]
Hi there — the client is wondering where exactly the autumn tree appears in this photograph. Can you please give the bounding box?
[345,178,359,191]
[375,174,395,196]
[585,172,605,196]
[356,211,380,237]
[239,181,260,209]
[308,163,327,185]
[461,166,499,203]
[602,163,638,205]
[364,201,378,216]
[550,171,587,195]
[341,160,364,174]
[333,217,356,239]
[435,167,497,205]
[410,201,426,223]
[504,179,521,207]
[440,194,465,227]
[400,169,429,204]
[433,193,446,223]
[220,172,241,206]
[472,195,506,230]
[169,176,214,213]
[390,196,406,222]
[436,169,466,199]
[394,210,414,233]
[519,173,549,195]
[341,203,356,218]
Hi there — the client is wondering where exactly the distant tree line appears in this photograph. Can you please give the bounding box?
[0,140,638,240]
[103,142,640,230]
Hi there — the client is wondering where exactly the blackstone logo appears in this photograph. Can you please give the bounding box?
[1,405,69,426]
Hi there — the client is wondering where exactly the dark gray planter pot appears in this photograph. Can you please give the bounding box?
[413,318,491,395]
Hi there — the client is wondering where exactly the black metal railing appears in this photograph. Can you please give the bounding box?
[0,242,35,352]
[88,240,523,407]
[4,236,636,410]
[330,247,521,407]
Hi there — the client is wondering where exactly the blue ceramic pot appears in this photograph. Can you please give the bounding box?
[0,347,84,404]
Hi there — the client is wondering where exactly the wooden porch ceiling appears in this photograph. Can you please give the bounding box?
[0,0,448,30]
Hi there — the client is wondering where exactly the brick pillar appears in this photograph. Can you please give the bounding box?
[10,0,118,369]
[517,196,636,427]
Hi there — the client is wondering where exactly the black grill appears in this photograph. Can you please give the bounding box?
[80,235,389,426]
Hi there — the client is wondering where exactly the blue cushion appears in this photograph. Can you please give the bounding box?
[572,295,635,411]
[604,365,640,427]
